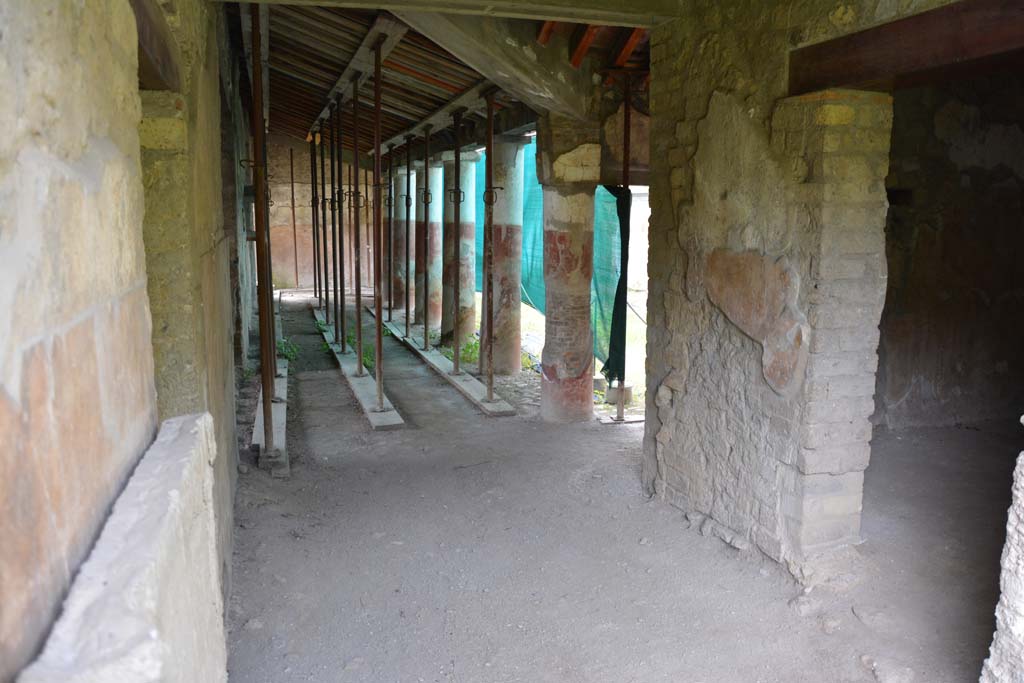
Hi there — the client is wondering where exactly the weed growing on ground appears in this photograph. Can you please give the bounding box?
[277,338,299,362]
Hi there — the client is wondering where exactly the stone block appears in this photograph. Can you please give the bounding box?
[814,104,856,126]
[19,414,227,683]
[798,443,871,475]
[800,420,872,449]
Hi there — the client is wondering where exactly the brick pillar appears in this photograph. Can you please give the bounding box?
[414,162,426,324]
[482,138,526,375]
[391,166,414,311]
[540,185,596,422]
[773,90,893,558]
[441,159,457,343]
[425,161,444,333]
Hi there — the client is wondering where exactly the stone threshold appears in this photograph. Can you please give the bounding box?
[312,303,405,431]
[370,307,516,418]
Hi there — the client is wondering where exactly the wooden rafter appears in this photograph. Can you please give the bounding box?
[537,21,557,46]
[604,27,645,85]
[570,24,600,69]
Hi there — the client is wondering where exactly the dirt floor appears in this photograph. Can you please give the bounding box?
[227,291,1021,682]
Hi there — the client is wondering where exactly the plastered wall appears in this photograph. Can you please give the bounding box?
[876,71,1024,428]
[644,0,957,566]
[267,134,373,290]
[0,1,158,677]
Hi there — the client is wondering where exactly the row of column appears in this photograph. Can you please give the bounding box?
[386,136,597,423]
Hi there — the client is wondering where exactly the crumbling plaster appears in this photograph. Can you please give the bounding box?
[643,0,947,566]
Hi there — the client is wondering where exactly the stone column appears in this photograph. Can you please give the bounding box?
[540,186,596,422]
[391,166,414,311]
[536,114,601,423]
[481,137,526,375]
[456,155,478,346]
[425,160,444,333]
[441,158,457,342]
[414,161,426,324]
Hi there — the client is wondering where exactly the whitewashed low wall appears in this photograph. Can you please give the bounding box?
[19,414,227,683]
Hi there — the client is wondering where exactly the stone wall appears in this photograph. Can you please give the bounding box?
[875,72,1024,428]
[643,0,956,565]
[0,2,158,677]
[19,414,228,683]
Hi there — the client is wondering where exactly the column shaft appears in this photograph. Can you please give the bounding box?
[426,162,444,332]
[540,185,595,423]
[485,140,525,375]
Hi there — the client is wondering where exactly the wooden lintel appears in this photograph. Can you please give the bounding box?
[130,0,181,91]
[789,0,1024,95]
[379,80,491,150]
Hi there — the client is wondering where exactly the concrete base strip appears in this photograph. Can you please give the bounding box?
[20,414,228,683]
[252,357,289,478]
[374,308,516,418]
[312,304,405,431]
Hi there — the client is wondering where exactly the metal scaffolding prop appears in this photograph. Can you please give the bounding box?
[334,104,348,352]
[289,148,299,288]
[319,132,330,323]
[421,125,432,352]
[450,110,463,375]
[404,136,413,340]
[352,77,365,377]
[251,8,274,453]
[309,136,320,302]
[373,40,386,411]
[481,93,501,403]
[330,105,341,344]
[387,143,395,322]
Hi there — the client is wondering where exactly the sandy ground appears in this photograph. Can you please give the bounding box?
[227,291,1021,682]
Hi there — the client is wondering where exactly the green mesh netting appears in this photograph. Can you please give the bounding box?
[473,139,622,363]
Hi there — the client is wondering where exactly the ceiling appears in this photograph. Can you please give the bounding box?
[228,5,649,157]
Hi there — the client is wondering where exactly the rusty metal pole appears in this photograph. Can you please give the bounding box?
[289,148,299,288]
[450,112,463,375]
[251,8,274,453]
[422,125,432,351]
[387,143,395,322]
[404,136,413,340]
[330,104,340,343]
[352,78,365,376]
[335,104,347,353]
[373,41,385,410]
[319,132,330,323]
[483,93,497,402]
[309,136,320,302]
[616,74,631,422]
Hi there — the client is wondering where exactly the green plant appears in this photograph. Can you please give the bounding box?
[521,351,539,372]
[277,338,299,362]
[321,341,331,352]
[314,319,328,333]
[345,333,376,372]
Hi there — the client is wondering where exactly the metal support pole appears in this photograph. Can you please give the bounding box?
[251,8,274,453]
[373,41,385,410]
[422,125,432,351]
[330,104,340,344]
[404,136,413,340]
[616,74,631,422]
[352,78,365,376]
[482,93,498,402]
[319,133,330,322]
[450,112,463,375]
[310,136,320,302]
[289,148,299,288]
[387,143,395,321]
[335,105,347,353]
